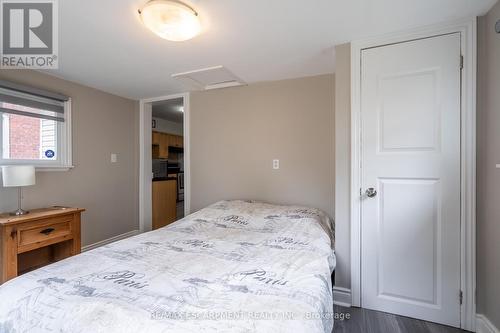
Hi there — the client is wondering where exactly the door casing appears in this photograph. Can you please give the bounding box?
[139,93,191,233]
[349,17,477,331]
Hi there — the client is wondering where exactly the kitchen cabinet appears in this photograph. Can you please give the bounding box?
[152,131,161,145]
[158,134,169,159]
[152,179,177,229]
[177,135,183,148]
[169,134,183,148]
[152,131,183,159]
[152,131,167,159]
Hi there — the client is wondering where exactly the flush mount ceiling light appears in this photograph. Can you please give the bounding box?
[139,0,201,42]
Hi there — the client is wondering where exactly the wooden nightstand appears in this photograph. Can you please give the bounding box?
[0,207,85,284]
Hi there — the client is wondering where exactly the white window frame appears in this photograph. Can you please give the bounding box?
[2,113,9,159]
[0,98,73,171]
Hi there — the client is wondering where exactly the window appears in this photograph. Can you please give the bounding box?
[0,80,72,169]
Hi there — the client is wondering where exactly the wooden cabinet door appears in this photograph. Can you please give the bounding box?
[166,134,174,148]
[152,145,160,159]
[158,133,169,159]
[152,180,177,230]
[152,131,161,145]
[170,135,182,148]
[152,132,183,158]
[152,132,161,159]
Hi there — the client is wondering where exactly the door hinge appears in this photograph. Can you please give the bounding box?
[459,290,463,305]
[460,55,464,70]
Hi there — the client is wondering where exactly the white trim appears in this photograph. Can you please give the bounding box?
[139,93,191,233]
[2,113,9,159]
[139,100,152,233]
[81,230,140,252]
[205,81,244,90]
[39,118,43,159]
[182,94,191,216]
[35,166,74,172]
[459,18,477,333]
[61,99,73,168]
[350,17,477,331]
[333,287,352,307]
[477,315,500,333]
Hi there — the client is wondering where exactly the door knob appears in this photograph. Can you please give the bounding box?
[365,188,377,198]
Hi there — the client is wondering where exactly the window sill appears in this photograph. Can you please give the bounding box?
[36,165,74,172]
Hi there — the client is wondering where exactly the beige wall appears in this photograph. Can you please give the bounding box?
[0,70,139,247]
[334,43,351,289]
[190,74,335,219]
[477,4,500,328]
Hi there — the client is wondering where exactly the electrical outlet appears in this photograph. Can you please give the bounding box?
[496,164,500,169]
[111,153,118,163]
[273,159,279,170]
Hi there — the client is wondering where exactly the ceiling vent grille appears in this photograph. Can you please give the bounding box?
[172,65,246,90]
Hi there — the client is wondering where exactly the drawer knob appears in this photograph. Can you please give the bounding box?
[40,228,55,235]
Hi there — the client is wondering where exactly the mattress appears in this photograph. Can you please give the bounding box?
[0,200,336,333]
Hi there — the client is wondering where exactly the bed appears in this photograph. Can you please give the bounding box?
[0,200,336,333]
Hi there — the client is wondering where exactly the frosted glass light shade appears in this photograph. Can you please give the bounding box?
[1,165,36,187]
[140,0,201,42]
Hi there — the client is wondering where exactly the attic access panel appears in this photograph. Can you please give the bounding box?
[172,65,245,90]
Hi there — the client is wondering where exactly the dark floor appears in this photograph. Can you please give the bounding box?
[333,306,468,333]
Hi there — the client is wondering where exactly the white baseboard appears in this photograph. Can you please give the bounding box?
[330,290,499,332]
[81,230,141,252]
[477,314,500,333]
[333,287,352,307]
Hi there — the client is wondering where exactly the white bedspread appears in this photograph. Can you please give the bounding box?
[0,200,336,333]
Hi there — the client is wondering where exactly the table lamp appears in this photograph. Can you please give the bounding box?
[1,165,36,216]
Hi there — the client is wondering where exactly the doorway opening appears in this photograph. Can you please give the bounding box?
[152,97,185,228]
[139,93,190,232]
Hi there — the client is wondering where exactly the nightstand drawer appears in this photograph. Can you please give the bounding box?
[18,217,73,253]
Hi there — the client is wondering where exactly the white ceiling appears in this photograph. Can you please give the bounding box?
[47,0,497,100]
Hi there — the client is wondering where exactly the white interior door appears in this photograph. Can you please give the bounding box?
[360,33,461,327]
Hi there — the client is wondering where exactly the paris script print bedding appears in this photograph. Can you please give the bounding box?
[0,200,336,333]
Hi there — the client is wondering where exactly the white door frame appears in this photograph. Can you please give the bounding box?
[350,17,477,331]
[139,92,191,233]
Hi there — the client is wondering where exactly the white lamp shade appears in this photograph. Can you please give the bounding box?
[140,0,202,42]
[1,166,36,187]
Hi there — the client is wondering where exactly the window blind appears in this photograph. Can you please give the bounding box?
[0,80,69,122]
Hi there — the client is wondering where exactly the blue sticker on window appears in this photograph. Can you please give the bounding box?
[45,150,55,158]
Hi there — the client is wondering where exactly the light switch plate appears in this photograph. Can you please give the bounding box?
[496,164,500,169]
[273,159,279,170]
[111,153,118,163]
